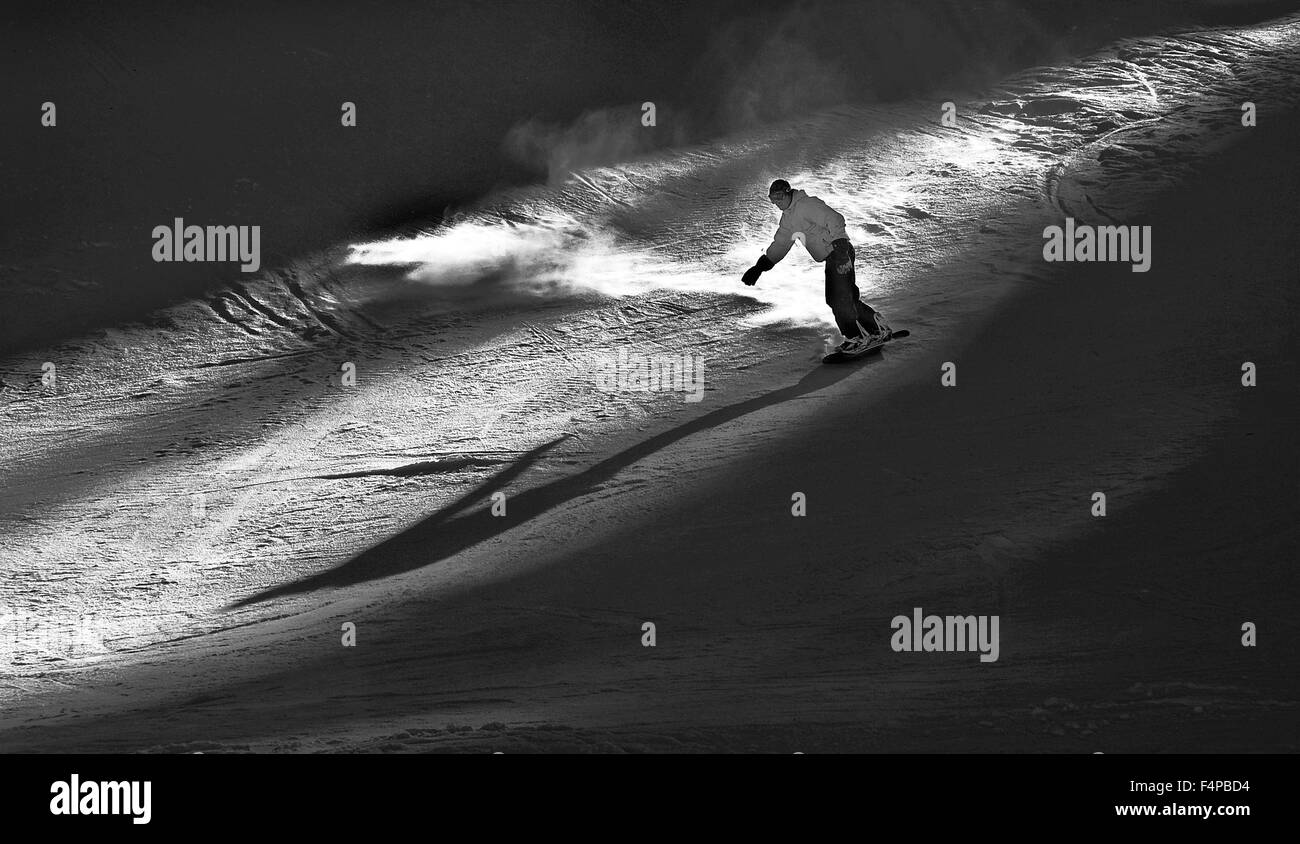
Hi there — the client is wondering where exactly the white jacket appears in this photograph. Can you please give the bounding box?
[764,189,848,264]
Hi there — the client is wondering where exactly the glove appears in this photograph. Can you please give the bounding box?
[742,254,775,286]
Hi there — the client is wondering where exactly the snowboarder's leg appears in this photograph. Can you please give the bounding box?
[854,298,886,336]
[825,239,881,338]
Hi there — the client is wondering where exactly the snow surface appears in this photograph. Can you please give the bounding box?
[1,15,1298,751]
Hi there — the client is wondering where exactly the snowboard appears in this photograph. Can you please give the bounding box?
[821,329,909,364]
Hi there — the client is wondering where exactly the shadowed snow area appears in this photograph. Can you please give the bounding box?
[1,13,1298,731]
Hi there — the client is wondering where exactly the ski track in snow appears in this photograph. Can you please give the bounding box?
[2,16,1299,695]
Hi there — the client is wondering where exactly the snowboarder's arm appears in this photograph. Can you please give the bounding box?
[764,216,798,265]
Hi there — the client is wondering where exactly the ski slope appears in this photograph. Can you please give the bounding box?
[1,16,1298,749]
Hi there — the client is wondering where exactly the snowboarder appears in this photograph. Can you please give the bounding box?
[741,179,888,355]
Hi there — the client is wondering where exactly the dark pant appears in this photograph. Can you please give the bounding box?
[824,238,879,338]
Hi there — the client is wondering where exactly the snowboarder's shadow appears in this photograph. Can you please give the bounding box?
[230,359,876,607]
